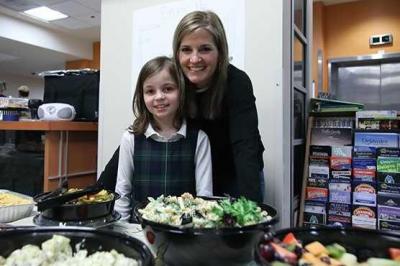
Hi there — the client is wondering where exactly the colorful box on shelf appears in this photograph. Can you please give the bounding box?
[352,181,377,207]
[307,176,329,188]
[328,202,352,227]
[352,205,377,230]
[304,201,327,226]
[353,146,377,158]
[377,147,400,157]
[332,146,353,158]
[378,219,400,232]
[331,170,352,178]
[377,172,400,184]
[310,145,331,157]
[354,132,399,148]
[352,158,376,170]
[377,205,400,233]
[353,168,376,182]
[356,110,397,120]
[377,193,400,208]
[330,157,352,171]
[308,165,329,178]
[377,157,400,173]
[378,182,400,194]
[306,187,329,202]
[378,205,400,222]
[311,128,353,146]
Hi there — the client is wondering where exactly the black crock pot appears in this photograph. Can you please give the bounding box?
[134,197,278,266]
[0,227,154,265]
[40,191,120,221]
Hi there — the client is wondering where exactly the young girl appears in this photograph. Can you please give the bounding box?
[114,56,213,221]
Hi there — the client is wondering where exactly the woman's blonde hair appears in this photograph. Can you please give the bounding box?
[173,10,229,119]
[129,56,185,134]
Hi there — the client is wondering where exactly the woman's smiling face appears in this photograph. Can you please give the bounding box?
[178,28,219,89]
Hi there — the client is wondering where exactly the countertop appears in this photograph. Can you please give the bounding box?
[0,120,98,131]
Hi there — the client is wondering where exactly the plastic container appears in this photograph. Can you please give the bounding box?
[256,226,400,265]
[0,227,154,265]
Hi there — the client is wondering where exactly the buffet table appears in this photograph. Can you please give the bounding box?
[0,121,98,192]
[8,213,260,266]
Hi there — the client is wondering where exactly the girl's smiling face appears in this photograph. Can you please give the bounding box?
[178,28,219,89]
[143,68,180,125]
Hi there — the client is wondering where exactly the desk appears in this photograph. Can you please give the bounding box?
[0,121,98,191]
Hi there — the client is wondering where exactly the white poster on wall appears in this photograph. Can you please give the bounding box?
[132,0,245,86]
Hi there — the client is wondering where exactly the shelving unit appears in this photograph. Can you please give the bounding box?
[299,107,400,233]
[299,111,356,226]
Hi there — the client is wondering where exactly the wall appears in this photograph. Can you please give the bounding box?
[313,0,400,91]
[66,42,101,70]
[99,0,291,227]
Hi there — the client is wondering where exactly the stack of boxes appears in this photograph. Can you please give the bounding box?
[304,116,354,227]
[351,146,377,229]
[353,110,399,232]
[377,148,400,232]
[304,145,330,226]
[328,146,352,227]
[303,111,400,232]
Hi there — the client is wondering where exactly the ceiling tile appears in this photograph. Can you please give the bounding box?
[0,0,39,12]
[32,0,66,6]
[75,12,100,26]
[49,1,93,17]
[51,16,90,29]
[74,0,100,12]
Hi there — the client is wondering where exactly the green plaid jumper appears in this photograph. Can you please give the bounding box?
[131,127,199,203]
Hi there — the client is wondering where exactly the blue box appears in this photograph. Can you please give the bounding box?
[354,132,399,148]
[352,158,376,169]
[353,146,376,158]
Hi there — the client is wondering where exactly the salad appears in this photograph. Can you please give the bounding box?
[0,235,139,266]
[258,232,400,266]
[138,193,272,228]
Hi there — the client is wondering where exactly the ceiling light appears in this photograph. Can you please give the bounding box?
[23,6,68,22]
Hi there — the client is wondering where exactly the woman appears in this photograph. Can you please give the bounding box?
[173,10,265,202]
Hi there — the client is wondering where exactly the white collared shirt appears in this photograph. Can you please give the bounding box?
[115,120,213,220]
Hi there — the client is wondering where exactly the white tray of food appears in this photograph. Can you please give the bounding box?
[0,190,34,223]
